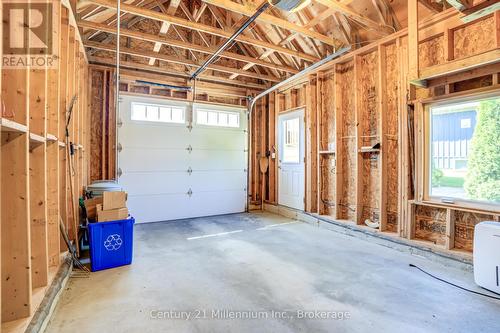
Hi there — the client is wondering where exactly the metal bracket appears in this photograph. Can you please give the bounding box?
[187,167,193,175]
[187,188,193,197]
[117,143,123,152]
[186,144,193,153]
[117,118,123,127]
[117,168,123,178]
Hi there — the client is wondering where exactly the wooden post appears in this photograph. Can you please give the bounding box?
[408,0,419,82]
[354,55,362,224]
[378,44,388,231]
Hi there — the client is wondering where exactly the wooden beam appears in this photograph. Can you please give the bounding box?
[315,0,393,33]
[408,0,419,82]
[88,55,268,89]
[79,20,298,74]
[83,0,320,62]
[149,0,181,65]
[461,1,500,23]
[84,40,281,82]
[201,0,337,46]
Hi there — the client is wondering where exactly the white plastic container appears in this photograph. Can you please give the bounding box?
[473,221,500,294]
[86,180,123,197]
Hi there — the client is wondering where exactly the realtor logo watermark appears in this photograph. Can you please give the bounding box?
[2,0,57,68]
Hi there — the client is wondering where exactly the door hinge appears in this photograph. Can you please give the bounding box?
[117,168,123,178]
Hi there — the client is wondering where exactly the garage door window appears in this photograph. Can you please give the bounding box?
[196,109,239,128]
[131,103,185,124]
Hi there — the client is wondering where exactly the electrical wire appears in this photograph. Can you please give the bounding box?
[409,264,500,301]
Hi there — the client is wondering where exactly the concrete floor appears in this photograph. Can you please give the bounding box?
[47,212,500,333]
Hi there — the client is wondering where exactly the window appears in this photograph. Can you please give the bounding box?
[131,102,185,124]
[282,117,300,163]
[428,96,500,205]
[196,109,240,128]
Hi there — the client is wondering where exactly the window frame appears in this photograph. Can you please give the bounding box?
[130,102,186,125]
[195,108,241,128]
[421,90,500,212]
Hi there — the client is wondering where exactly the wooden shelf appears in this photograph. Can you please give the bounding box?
[29,133,46,149]
[359,148,380,153]
[1,118,28,133]
[319,150,336,155]
[46,133,58,142]
[58,141,66,147]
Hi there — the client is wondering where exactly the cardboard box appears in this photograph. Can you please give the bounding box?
[84,197,103,220]
[103,191,127,210]
[97,207,129,222]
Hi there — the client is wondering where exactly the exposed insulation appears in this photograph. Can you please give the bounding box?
[454,211,495,251]
[415,205,447,246]
[453,15,496,60]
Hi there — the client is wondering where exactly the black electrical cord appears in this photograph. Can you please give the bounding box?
[409,264,500,301]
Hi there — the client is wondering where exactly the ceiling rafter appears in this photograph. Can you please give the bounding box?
[314,0,393,33]
[201,0,337,46]
[84,0,321,63]
[79,20,299,74]
[148,0,182,65]
[85,40,282,82]
[88,55,267,89]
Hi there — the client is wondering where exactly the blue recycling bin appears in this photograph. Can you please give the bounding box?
[88,217,135,272]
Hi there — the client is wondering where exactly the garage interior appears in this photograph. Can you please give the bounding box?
[1,0,500,332]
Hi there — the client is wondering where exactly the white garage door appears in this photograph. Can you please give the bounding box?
[118,95,248,223]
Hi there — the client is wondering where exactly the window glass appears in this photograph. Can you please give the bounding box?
[197,110,208,125]
[171,108,184,123]
[283,117,300,163]
[429,96,500,204]
[207,111,218,125]
[146,105,158,121]
[196,109,240,128]
[131,103,185,124]
[159,107,171,122]
[131,104,147,121]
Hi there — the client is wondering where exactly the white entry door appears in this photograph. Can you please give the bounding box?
[278,109,305,210]
[117,95,247,223]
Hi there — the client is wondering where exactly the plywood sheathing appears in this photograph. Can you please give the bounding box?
[453,15,496,59]
[385,43,400,232]
[359,51,380,226]
[337,62,357,222]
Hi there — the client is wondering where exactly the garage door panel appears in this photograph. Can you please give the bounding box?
[191,150,246,170]
[120,172,191,195]
[189,190,246,217]
[128,194,192,223]
[120,148,189,172]
[190,171,247,192]
[118,96,247,223]
[190,128,246,150]
[120,125,189,149]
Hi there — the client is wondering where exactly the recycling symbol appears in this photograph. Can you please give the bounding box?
[104,234,123,251]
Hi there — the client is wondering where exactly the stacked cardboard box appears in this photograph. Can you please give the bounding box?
[84,191,129,222]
